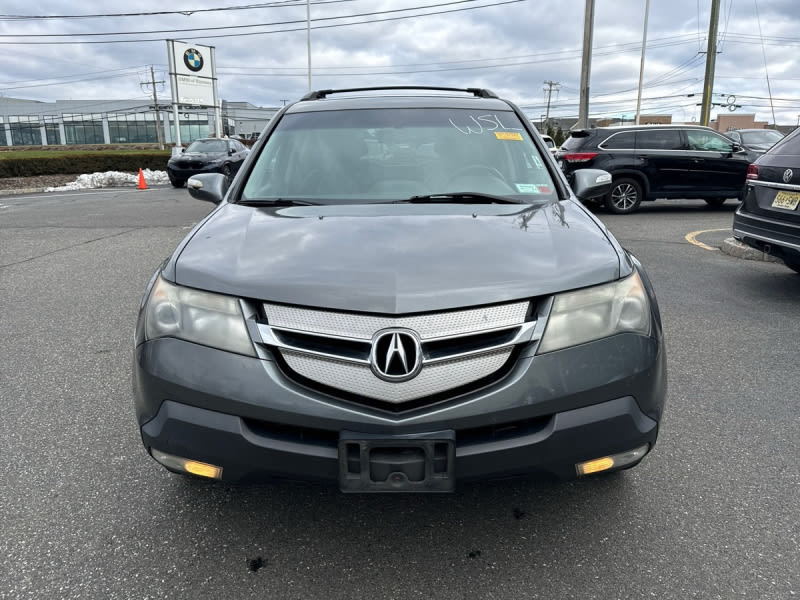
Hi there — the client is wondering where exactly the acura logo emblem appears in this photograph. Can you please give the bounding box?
[370,329,422,382]
[783,169,794,184]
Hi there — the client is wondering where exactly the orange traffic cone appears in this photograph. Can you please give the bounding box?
[137,168,147,190]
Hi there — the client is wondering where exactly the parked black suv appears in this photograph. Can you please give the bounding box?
[733,126,800,273]
[557,125,751,214]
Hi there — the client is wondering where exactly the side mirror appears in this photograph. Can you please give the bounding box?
[187,173,229,204]
[732,143,746,153]
[571,169,613,201]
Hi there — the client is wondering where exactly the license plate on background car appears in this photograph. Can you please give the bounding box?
[772,190,800,210]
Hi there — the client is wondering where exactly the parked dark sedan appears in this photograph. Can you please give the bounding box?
[723,128,784,161]
[166,137,249,188]
[133,86,666,491]
[733,127,800,273]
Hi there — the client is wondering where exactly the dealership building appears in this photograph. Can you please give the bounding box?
[0,96,279,147]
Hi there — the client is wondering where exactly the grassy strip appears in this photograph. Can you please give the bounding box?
[0,149,166,160]
[0,149,171,177]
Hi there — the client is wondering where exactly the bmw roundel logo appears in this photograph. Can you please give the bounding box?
[183,48,204,72]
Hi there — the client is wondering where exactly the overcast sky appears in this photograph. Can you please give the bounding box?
[1,0,799,125]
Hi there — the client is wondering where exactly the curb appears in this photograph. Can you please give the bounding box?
[0,187,49,197]
[719,237,781,263]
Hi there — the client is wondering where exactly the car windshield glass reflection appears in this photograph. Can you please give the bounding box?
[687,131,732,152]
[187,140,228,153]
[740,130,783,146]
[240,109,557,204]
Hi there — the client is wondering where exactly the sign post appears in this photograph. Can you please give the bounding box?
[166,40,220,151]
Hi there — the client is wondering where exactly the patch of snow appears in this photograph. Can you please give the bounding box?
[45,169,170,192]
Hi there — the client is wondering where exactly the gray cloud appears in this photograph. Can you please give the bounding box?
[1,0,798,124]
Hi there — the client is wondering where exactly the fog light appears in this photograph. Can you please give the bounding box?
[151,449,223,480]
[575,444,649,476]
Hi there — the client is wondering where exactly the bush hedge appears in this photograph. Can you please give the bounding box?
[0,150,172,178]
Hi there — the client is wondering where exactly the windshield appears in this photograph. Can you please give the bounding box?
[186,139,228,153]
[740,130,784,146]
[240,108,558,203]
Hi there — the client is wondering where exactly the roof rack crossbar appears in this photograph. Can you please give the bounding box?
[300,86,498,101]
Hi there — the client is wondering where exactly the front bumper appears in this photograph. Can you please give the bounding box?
[133,332,666,485]
[167,163,225,179]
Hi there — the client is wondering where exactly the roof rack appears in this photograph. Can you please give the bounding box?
[300,86,498,101]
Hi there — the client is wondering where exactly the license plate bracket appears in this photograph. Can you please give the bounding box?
[338,430,456,493]
[772,190,800,210]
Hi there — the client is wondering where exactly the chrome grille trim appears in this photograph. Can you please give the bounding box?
[254,300,534,404]
[281,348,514,404]
[258,321,537,365]
[262,301,530,340]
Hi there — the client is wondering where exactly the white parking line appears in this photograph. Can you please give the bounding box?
[13,189,144,200]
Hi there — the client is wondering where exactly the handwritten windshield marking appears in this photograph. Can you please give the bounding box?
[449,114,525,135]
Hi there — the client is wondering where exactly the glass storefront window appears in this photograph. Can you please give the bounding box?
[44,122,61,145]
[168,110,210,144]
[108,112,162,143]
[63,113,104,144]
[9,116,42,146]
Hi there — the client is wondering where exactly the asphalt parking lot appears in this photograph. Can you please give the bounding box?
[1,188,798,599]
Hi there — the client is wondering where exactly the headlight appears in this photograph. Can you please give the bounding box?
[538,271,651,354]
[143,276,255,357]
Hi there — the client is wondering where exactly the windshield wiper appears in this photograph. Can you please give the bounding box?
[395,192,521,204]
[237,198,320,206]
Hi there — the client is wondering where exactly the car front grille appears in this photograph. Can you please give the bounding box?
[254,301,538,408]
[174,160,205,169]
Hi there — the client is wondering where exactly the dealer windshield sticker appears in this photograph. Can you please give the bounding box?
[495,132,523,141]
[515,184,553,194]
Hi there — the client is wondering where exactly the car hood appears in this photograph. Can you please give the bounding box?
[171,201,622,314]
[169,152,226,163]
[745,143,772,152]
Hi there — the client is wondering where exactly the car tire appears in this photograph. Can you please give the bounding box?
[605,178,642,214]
[222,164,233,180]
[703,198,727,208]
[168,172,185,188]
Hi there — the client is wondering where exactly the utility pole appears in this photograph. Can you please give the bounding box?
[142,66,165,149]
[543,81,560,131]
[306,0,312,91]
[699,0,720,127]
[578,0,595,130]
[634,0,650,125]
[150,66,165,149]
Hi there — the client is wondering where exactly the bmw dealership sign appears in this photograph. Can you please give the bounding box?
[167,40,216,107]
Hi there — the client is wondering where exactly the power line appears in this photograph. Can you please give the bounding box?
[0,1,354,21]
[0,0,516,40]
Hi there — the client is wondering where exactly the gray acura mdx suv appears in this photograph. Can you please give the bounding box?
[133,87,667,491]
